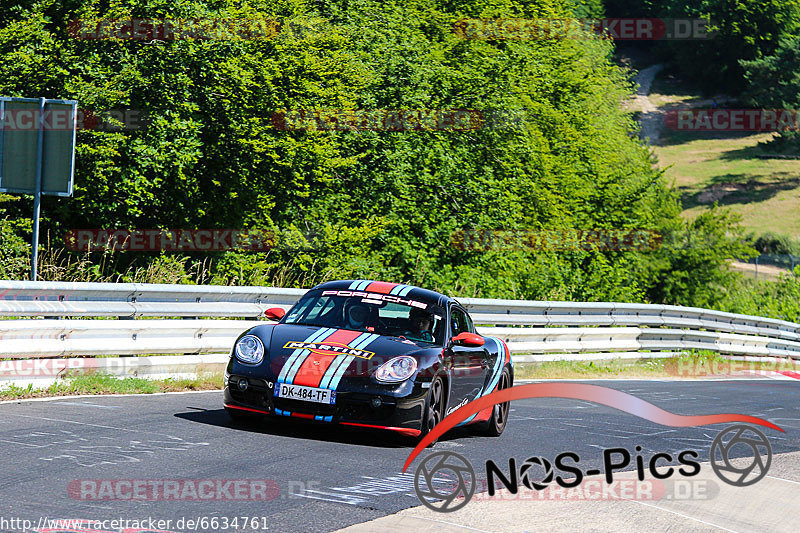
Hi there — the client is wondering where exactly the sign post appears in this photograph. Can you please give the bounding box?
[0,97,77,280]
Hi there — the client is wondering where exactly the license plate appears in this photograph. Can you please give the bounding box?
[274,383,336,404]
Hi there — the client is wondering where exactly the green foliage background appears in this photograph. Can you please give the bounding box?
[0,0,797,322]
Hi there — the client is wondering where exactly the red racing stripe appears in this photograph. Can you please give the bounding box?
[364,281,398,294]
[473,406,494,422]
[472,372,506,423]
[292,329,363,387]
[224,404,269,415]
[292,354,338,387]
[340,422,421,437]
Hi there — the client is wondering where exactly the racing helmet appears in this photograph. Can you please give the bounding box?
[344,300,371,328]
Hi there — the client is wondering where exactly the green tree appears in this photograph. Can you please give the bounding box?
[741,35,800,151]
[0,0,750,311]
[643,207,756,308]
[605,0,800,95]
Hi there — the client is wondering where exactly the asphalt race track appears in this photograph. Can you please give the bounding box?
[1,379,799,533]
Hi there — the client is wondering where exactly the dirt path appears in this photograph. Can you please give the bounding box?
[631,63,664,144]
[729,260,793,280]
[631,64,733,146]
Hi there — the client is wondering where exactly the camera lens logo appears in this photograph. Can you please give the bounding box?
[710,424,772,487]
[519,456,554,490]
[414,451,476,512]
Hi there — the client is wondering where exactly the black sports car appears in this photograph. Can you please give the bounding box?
[223,280,513,439]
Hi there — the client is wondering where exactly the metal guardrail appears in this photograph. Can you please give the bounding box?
[1,281,799,373]
[0,319,252,358]
[0,280,305,318]
[0,353,230,390]
[460,298,800,342]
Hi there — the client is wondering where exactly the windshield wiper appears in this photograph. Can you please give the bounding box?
[286,321,330,329]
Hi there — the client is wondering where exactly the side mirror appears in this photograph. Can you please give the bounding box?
[452,332,485,347]
[264,307,286,320]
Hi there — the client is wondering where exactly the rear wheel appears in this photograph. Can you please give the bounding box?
[477,366,511,437]
[420,376,445,444]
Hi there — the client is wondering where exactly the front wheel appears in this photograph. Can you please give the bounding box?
[476,366,511,437]
[420,376,446,445]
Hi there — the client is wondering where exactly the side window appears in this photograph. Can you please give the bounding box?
[450,307,470,336]
[284,297,315,323]
[464,311,475,333]
[292,296,335,323]
[308,297,336,321]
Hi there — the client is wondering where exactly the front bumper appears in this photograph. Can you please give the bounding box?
[223,373,428,437]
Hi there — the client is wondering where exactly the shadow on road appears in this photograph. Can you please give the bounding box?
[174,407,477,449]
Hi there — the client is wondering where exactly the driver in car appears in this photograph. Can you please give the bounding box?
[344,301,374,331]
[408,307,434,342]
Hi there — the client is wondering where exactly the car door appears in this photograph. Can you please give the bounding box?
[466,308,502,394]
[444,305,489,409]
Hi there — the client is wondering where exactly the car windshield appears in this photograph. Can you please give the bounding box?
[283,289,446,345]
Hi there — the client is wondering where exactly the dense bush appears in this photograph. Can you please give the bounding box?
[641,208,756,309]
[0,195,31,279]
[750,232,800,256]
[0,218,30,279]
[719,268,800,323]
[0,0,776,317]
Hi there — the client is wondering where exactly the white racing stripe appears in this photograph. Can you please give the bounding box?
[278,327,336,384]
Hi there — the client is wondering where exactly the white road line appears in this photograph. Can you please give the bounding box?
[0,389,221,405]
[403,516,492,533]
[52,401,121,409]
[3,413,200,441]
[765,475,800,485]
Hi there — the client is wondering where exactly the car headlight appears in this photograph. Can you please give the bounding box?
[235,335,265,365]
[374,356,418,383]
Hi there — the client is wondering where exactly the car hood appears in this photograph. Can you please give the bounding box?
[248,323,437,382]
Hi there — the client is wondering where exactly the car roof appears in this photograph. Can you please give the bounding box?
[309,280,454,307]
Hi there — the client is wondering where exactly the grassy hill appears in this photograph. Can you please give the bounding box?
[648,74,800,240]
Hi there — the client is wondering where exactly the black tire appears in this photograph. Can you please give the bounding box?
[420,376,446,445]
[477,366,512,437]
